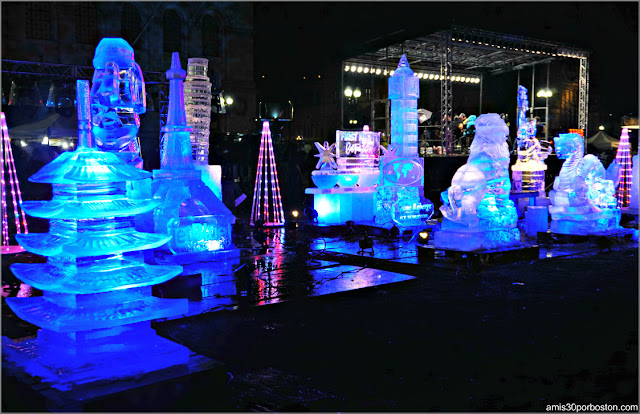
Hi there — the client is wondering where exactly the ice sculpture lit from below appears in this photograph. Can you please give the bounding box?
[512,86,550,193]
[90,38,146,168]
[4,79,190,391]
[548,133,620,235]
[375,54,433,227]
[435,113,520,250]
[149,52,234,255]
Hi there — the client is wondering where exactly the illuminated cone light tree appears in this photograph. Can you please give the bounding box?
[1,112,28,254]
[615,128,632,208]
[250,121,285,226]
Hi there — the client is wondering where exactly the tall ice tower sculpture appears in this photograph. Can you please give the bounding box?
[147,53,235,257]
[375,55,433,226]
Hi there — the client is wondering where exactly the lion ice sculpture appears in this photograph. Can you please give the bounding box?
[548,133,620,235]
[435,113,520,250]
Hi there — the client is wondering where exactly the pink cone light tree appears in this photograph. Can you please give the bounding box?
[250,121,285,226]
[615,128,632,208]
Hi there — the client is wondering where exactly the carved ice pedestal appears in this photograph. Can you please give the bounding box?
[434,218,521,251]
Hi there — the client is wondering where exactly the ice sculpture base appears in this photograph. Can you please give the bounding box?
[2,335,218,411]
[2,328,192,393]
[550,216,621,236]
[434,227,521,251]
[305,187,376,225]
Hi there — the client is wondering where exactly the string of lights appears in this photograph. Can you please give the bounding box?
[250,121,285,226]
[343,64,481,83]
[615,128,632,208]
[1,112,29,250]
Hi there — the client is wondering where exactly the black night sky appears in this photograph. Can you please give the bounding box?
[255,2,638,117]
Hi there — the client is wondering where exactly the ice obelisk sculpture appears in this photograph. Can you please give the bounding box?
[184,58,212,164]
[3,80,191,390]
[149,53,235,256]
[375,54,433,226]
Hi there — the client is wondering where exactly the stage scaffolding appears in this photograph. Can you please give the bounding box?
[342,25,591,153]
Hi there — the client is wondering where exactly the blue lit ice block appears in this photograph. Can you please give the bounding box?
[311,169,339,189]
[548,133,621,235]
[146,52,235,257]
[305,187,375,225]
[5,80,190,392]
[435,114,520,250]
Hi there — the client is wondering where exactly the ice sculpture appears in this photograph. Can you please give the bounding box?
[251,121,285,226]
[184,58,212,164]
[511,86,550,193]
[435,113,520,250]
[630,154,639,210]
[141,52,235,255]
[3,80,190,390]
[90,38,146,168]
[375,55,433,227]
[144,53,234,256]
[310,141,339,189]
[548,133,620,235]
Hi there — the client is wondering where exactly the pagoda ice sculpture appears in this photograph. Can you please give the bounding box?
[90,38,146,168]
[548,133,620,235]
[511,86,550,194]
[435,113,520,250]
[148,53,235,255]
[304,127,381,224]
[3,80,190,390]
[375,54,433,227]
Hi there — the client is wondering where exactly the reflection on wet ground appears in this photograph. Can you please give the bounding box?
[1,225,637,323]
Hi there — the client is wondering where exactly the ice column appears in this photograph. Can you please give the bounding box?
[375,55,432,227]
[184,58,212,164]
[3,80,190,390]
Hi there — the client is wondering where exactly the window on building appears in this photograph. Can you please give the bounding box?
[163,9,181,53]
[25,3,52,40]
[74,3,98,44]
[121,4,141,46]
[202,15,221,57]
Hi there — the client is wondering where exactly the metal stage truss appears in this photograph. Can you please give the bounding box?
[342,25,591,153]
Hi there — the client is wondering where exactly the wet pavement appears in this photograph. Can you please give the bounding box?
[1,221,638,411]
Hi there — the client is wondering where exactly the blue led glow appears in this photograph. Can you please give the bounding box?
[5,78,189,387]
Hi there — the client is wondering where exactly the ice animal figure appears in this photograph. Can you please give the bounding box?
[148,53,235,254]
[90,38,146,168]
[435,113,520,250]
[548,133,620,234]
[3,80,190,390]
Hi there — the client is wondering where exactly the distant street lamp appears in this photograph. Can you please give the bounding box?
[344,87,353,97]
[353,88,362,98]
[225,97,234,105]
[537,89,553,98]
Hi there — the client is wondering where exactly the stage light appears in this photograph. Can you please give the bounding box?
[418,230,430,244]
[375,68,381,75]
[357,66,363,73]
[389,225,400,238]
[345,66,350,72]
[20,140,27,147]
[62,141,69,149]
[350,66,356,72]
[226,97,234,105]
[599,125,605,131]
[344,87,353,97]
[353,89,362,98]
[292,210,299,218]
[42,136,49,145]
[364,67,369,73]
[428,74,434,80]
[389,70,395,76]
